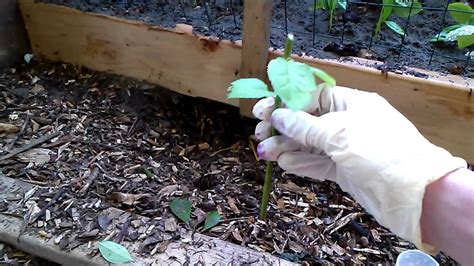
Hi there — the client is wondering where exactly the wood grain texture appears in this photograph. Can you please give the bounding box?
[19,0,241,107]
[239,0,273,117]
[18,0,474,162]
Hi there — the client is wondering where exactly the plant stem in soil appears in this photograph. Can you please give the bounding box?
[259,34,294,220]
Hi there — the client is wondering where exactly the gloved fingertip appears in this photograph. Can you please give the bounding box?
[255,121,271,141]
[257,143,266,160]
[252,97,275,120]
[270,108,291,133]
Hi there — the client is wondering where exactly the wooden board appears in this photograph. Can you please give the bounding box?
[239,0,273,117]
[18,0,474,162]
[0,0,29,67]
[0,175,296,265]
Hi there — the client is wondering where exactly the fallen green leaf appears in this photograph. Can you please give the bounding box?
[98,241,133,264]
[203,210,221,231]
[227,78,275,99]
[170,198,192,224]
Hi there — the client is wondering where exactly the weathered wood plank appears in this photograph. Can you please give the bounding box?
[0,0,29,67]
[0,175,296,265]
[18,0,474,162]
[239,0,273,117]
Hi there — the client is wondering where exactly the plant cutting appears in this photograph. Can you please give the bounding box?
[375,0,423,36]
[431,2,474,49]
[312,0,347,31]
[226,34,336,220]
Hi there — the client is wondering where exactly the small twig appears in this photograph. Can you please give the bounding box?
[19,179,48,187]
[114,217,132,243]
[0,131,61,161]
[0,212,23,219]
[18,203,36,242]
[30,187,66,224]
[7,113,32,150]
[79,167,99,195]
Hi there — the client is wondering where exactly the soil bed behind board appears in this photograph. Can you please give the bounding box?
[0,61,459,264]
[39,0,473,77]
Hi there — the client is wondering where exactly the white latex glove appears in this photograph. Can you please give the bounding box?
[253,85,467,254]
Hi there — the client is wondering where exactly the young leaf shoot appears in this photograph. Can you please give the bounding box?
[375,0,422,36]
[227,34,336,219]
[432,3,474,49]
[312,0,347,31]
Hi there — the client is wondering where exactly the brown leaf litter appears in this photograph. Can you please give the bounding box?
[0,61,459,265]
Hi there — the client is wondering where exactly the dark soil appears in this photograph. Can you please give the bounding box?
[0,60,460,264]
[38,0,474,77]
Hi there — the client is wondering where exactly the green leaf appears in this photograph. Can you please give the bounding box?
[314,0,325,9]
[393,0,422,18]
[98,241,133,264]
[448,2,474,24]
[227,78,274,99]
[385,20,405,35]
[375,0,394,35]
[431,24,463,42]
[457,34,474,48]
[338,0,347,10]
[327,0,338,11]
[203,211,221,231]
[310,68,336,86]
[381,0,394,21]
[170,198,192,224]
[445,25,474,42]
[267,58,318,111]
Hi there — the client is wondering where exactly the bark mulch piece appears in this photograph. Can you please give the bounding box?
[0,60,458,265]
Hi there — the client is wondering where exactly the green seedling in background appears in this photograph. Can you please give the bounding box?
[313,0,347,31]
[375,0,423,36]
[170,198,221,230]
[431,3,474,49]
[227,34,335,220]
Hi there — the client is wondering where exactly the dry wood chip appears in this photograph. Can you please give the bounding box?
[109,192,149,206]
[77,229,99,239]
[226,196,240,214]
[371,229,382,242]
[288,240,306,253]
[0,123,19,133]
[231,230,243,243]
[352,248,386,255]
[164,218,178,232]
[276,198,285,209]
[321,245,334,256]
[331,243,346,256]
[277,181,316,200]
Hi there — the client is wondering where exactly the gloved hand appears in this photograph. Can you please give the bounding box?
[254,85,467,254]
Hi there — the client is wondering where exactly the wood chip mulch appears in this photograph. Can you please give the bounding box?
[0,61,458,265]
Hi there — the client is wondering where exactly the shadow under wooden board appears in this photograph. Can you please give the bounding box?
[18,0,473,163]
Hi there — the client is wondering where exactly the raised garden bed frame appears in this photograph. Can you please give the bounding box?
[0,0,470,264]
[18,0,474,163]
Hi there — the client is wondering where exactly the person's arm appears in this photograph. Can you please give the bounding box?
[421,168,474,265]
